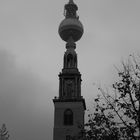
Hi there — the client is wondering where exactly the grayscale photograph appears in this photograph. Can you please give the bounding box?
[0,0,140,140]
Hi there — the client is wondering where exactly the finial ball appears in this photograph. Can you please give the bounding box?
[58,18,84,42]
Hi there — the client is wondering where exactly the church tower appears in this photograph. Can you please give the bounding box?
[53,0,86,139]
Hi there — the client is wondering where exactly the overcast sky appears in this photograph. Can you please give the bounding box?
[0,0,140,140]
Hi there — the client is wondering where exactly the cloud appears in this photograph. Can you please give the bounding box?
[0,49,53,140]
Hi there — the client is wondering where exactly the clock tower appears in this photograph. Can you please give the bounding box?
[53,0,86,139]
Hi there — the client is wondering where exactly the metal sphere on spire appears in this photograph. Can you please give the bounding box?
[58,0,84,42]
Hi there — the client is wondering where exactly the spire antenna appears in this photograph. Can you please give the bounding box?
[59,0,84,43]
[69,0,74,4]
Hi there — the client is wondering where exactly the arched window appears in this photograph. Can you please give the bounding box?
[64,109,73,125]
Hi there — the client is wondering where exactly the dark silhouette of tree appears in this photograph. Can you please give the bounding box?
[0,124,9,140]
[81,55,140,140]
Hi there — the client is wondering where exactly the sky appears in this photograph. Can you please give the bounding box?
[0,0,140,140]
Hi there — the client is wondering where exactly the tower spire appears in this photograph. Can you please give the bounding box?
[57,0,85,101]
[69,0,74,4]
